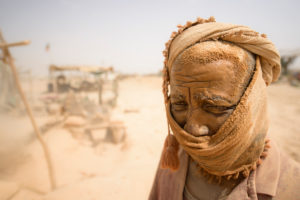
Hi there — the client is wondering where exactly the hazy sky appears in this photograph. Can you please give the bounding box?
[1,0,300,75]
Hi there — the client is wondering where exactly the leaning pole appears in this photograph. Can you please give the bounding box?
[0,31,57,190]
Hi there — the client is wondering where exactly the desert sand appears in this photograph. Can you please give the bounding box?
[0,76,299,200]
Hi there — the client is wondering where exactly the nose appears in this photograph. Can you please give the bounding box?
[184,122,209,137]
[183,107,210,136]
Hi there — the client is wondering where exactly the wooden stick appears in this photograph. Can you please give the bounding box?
[0,40,30,48]
[1,33,57,190]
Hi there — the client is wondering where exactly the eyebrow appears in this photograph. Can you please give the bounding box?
[170,94,186,101]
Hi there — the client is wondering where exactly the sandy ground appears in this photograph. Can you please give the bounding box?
[0,76,299,200]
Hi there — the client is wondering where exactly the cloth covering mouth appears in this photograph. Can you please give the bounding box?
[166,57,269,177]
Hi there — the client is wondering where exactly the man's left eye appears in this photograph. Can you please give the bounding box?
[203,104,235,114]
[171,102,187,111]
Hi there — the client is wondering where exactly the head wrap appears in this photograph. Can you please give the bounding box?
[164,17,281,86]
[161,17,280,180]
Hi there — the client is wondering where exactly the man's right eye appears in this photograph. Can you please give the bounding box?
[171,102,187,111]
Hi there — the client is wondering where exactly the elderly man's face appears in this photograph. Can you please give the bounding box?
[170,59,249,136]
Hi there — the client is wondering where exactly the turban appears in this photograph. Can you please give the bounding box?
[161,17,281,180]
[166,17,281,85]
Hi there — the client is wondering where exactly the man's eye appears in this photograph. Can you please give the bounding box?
[171,102,187,111]
[203,104,235,115]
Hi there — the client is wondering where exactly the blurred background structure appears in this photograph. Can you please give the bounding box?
[0,0,300,199]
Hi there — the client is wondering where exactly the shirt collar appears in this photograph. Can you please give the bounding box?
[226,139,280,200]
[174,140,280,199]
[255,140,280,196]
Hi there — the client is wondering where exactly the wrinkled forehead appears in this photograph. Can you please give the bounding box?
[169,41,253,98]
[170,41,252,81]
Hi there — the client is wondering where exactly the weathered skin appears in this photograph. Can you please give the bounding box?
[170,44,253,137]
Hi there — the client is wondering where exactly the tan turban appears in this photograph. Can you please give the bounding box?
[167,21,281,85]
[161,18,281,179]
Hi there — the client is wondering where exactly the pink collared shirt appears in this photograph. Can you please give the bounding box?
[149,141,300,200]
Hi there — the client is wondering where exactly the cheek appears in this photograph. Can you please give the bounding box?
[205,111,232,133]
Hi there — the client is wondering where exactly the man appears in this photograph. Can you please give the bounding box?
[149,17,300,200]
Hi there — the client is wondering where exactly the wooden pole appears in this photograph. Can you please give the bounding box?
[0,40,30,48]
[0,31,57,190]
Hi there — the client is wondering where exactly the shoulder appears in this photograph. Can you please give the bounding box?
[275,151,300,199]
[255,140,300,199]
[149,148,189,200]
